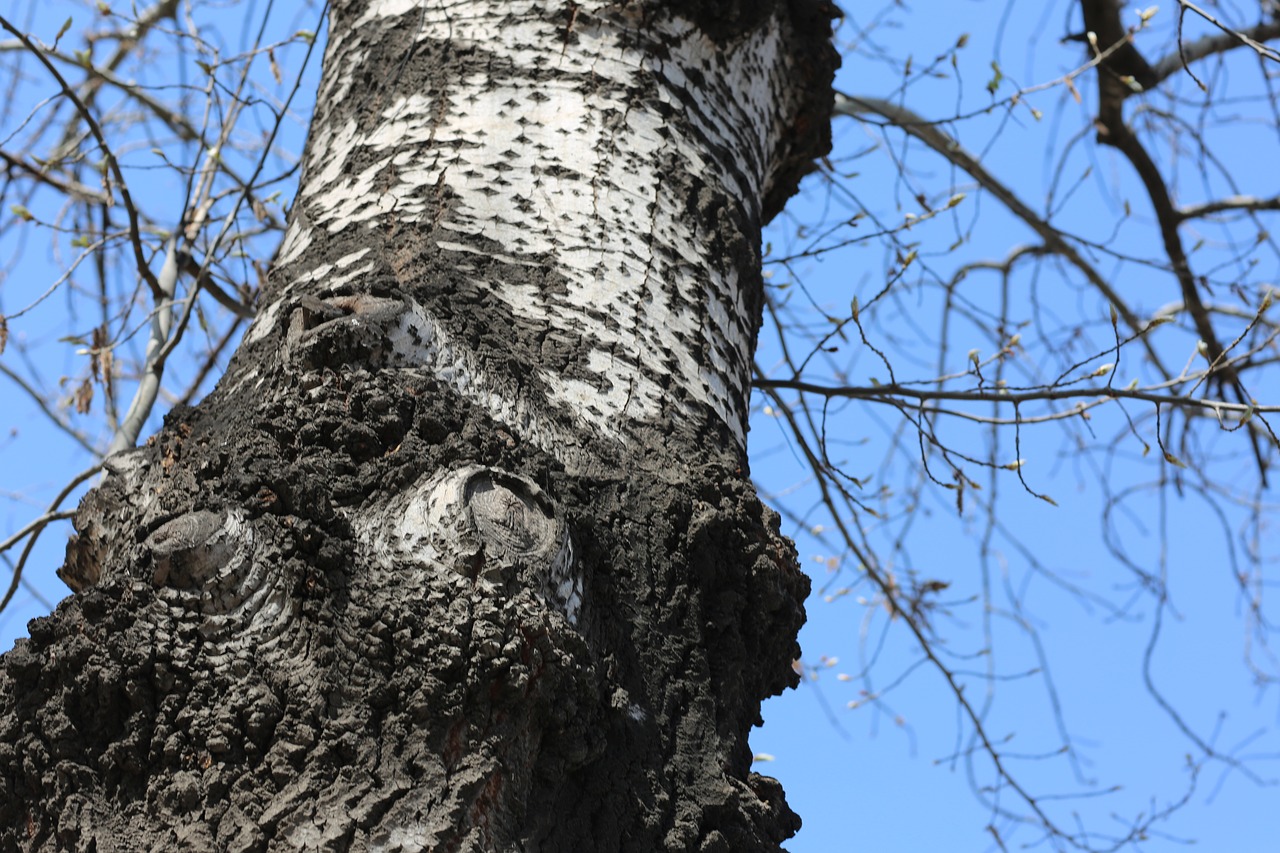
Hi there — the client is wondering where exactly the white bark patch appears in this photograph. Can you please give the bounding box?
[387,297,573,449]
[275,1,801,449]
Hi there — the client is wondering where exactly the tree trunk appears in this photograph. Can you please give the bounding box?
[0,2,835,850]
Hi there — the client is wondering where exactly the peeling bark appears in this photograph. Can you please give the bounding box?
[0,2,837,850]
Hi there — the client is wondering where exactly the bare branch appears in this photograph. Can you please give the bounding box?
[755,377,1279,417]
[0,147,109,203]
[0,14,162,300]
[0,361,98,456]
[106,237,179,457]
[0,462,101,615]
[1157,2,1280,81]
[1081,0,1270,479]
[835,92,1171,379]
[1178,194,1280,221]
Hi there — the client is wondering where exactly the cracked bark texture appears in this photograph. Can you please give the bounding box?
[0,1,837,850]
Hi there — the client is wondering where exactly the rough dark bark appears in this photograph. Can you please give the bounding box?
[0,2,837,850]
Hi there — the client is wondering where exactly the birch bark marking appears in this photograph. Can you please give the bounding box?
[0,2,836,851]
[234,0,832,460]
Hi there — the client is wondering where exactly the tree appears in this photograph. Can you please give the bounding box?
[3,1,1278,851]
[0,1,838,849]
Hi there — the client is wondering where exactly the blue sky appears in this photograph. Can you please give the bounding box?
[2,2,1277,851]
[748,2,1279,850]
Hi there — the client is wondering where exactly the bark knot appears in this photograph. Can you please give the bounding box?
[360,465,583,625]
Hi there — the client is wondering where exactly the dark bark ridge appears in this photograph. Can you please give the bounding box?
[0,2,837,850]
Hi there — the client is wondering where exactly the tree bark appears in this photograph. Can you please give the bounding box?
[0,2,836,850]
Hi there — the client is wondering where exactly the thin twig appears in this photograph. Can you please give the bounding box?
[0,14,162,299]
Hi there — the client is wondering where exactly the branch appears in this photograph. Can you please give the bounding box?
[1158,1,1280,83]
[0,148,109,204]
[179,252,256,319]
[834,93,1170,379]
[756,380,1160,851]
[1079,0,1270,480]
[0,361,98,456]
[0,462,102,615]
[1177,194,1280,222]
[72,0,181,102]
[106,237,179,457]
[755,377,1278,418]
[0,15,162,300]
